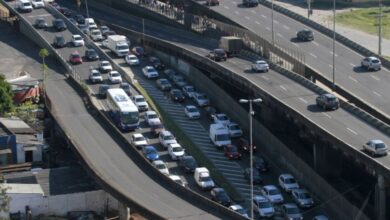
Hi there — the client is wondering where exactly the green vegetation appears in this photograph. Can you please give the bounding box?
[385,56,390,61]
[336,7,390,39]
[134,82,243,202]
[0,74,14,115]
[0,183,11,219]
[5,101,39,123]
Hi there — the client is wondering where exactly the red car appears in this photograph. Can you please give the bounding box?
[236,137,257,153]
[69,51,82,65]
[224,145,242,160]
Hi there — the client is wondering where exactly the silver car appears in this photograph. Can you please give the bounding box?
[291,188,314,208]
[363,139,388,157]
[281,203,303,220]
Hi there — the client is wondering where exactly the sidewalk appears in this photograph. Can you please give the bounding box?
[274,0,390,57]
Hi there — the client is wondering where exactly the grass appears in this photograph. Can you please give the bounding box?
[133,82,243,202]
[385,56,390,61]
[336,7,390,39]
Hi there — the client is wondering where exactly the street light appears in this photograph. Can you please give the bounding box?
[239,98,262,220]
[332,0,336,91]
[85,0,90,18]
[271,0,275,45]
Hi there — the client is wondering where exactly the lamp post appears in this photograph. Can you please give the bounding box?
[378,0,383,55]
[271,0,275,45]
[332,0,336,91]
[85,0,90,18]
[239,98,262,220]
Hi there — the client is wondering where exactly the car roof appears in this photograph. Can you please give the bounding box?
[212,187,224,192]
[282,203,298,208]
[369,139,385,144]
[323,93,336,98]
[368,56,379,60]
[134,95,144,98]
[186,105,197,109]
[133,133,143,138]
[161,130,172,135]
[229,204,243,210]
[280,173,294,179]
[169,143,181,148]
[182,155,194,160]
[145,145,156,150]
[146,111,157,115]
[292,188,307,194]
[254,195,267,201]
[153,160,164,165]
[263,185,277,190]
[73,34,82,37]
[71,51,80,55]
[169,175,181,180]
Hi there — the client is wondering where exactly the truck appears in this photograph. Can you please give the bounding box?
[209,124,231,148]
[194,167,215,190]
[219,36,243,57]
[106,35,129,57]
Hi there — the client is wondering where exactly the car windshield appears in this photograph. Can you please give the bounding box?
[375,143,387,149]
[177,78,185,83]
[200,176,212,182]
[174,179,183,184]
[187,107,197,112]
[173,90,182,96]
[160,80,169,85]
[147,68,156,73]
[23,2,31,6]
[55,20,64,26]
[185,158,196,167]
[101,26,109,31]
[74,36,82,41]
[304,30,313,35]
[135,97,145,102]
[135,47,144,53]
[327,96,336,101]
[259,201,272,208]
[121,111,138,124]
[186,87,195,92]
[299,192,311,199]
[172,147,183,152]
[117,45,128,50]
[92,72,100,77]
[216,134,230,141]
[121,84,130,90]
[156,164,166,169]
[135,137,145,142]
[164,135,174,140]
[287,207,300,214]
[146,148,156,154]
[148,114,158,119]
[218,115,228,120]
[130,56,138,60]
[92,30,100,35]
[226,146,237,152]
[268,189,280,195]
[56,37,64,43]
[235,208,246,215]
[88,51,97,56]
[372,59,380,63]
[111,73,120,77]
[285,178,296,184]
[215,49,225,55]
[230,125,240,130]
[197,94,207,100]
[71,54,80,58]
[216,192,229,200]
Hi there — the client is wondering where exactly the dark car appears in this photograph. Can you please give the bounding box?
[120,82,132,96]
[237,137,257,153]
[74,14,85,24]
[223,145,242,160]
[150,123,164,137]
[179,156,198,173]
[243,0,258,7]
[100,26,110,35]
[244,168,263,184]
[53,35,67,48]
[132,46,145,57]
[205,106,218,120]
[156,78,172,91]
[52,18,67,31]
[253,156,269,172]
[62,8,72,17]
[297,29,314,41]
[210,188,231,207]
[98,84,110,98]
[207,48,227,61]
[149,56,165,70]
[170,89,185,102]
[164,69,179,80]
[85,49,100,61]
[316,93,339,110]
[34,17,48,29]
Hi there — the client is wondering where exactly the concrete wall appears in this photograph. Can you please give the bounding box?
[16,144,42,163]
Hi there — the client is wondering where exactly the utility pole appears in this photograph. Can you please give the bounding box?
[307,0,311,19]
[378,0,383,55]
[142,18,145,47]
[271,0,275,45]
[332,0,336,91]
[85,0,89,18]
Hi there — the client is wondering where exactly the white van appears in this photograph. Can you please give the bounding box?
[209,123,231,148]
[194,167,215,190]
[85,18,97,29]
[18,0,33,12]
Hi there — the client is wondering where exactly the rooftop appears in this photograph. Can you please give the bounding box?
[0,117,34,134]
[2,183,44,195]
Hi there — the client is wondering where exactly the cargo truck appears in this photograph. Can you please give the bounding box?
[106,35,129,57]
[219,36,243,57]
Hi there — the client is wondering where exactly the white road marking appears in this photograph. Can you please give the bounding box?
[280,85,287,91]
[255,21,261,25]
[251,10,256,14]
[292,43,299,48]
[276,33,283,38]
[299,97,308,103]
[282,25,289,30]
[312,41,319,46]
[231,61,237,64]
[330,51,338,56]
[350,63,356,67]
[274,20,279,24]
[223,5,230,9]
[245,16,250,20]
[266,27,271,31]
[235,11,240,15]
[322,113,331,119]
[348,76,358,83]
[309,53,317,58]
[28,14,51,18]
[328,64,333,68]
[347,128,358,135]
[261,14,267,18]
[261,75,270,81]
[373,91,382,97]
[370,75,380,81]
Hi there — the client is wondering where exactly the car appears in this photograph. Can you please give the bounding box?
[85,17,97,29]
[119,82,131,96]
[297,29,314,41]
[182,85,196,98]
[193,92,210,107]
[223,145,242,160]
[184,105,200,119]
[152,160,169,175]
[253,155,269,172]
[316,93,339,110]
[292,188,314,208]
[78,24,90,34]
[159,130,177,149]
[206,0,220,6]
[151,123,164,137]
[207,48,227,61]
[205,106,218,120]
[103,30,116,38]
[279,174,299,193]
[363,139,388,157]
[172,75,187,88]
[18,0,33,12]
[179,156,198,173]
[243,0,258,7]
[170,89,185,102]
[90,29,103,41]
[227,123,243,138]
[156,78,172,91]
[210,188,231,207]
[281,203,303,220]
[131,133,148,149]
[98,84,109,98]
[69,51,82,65]
[144,111,162,127]
[85,49,99,61]
[142,66,159,79]
[34,17,48,29]
[52,18,66,31]
[244,168,262,184]
[74,14,85,24]
[132,46,145,57]
[237,137,257,153]
[62,8,72,17]
[253,195,275,218]
[168,143,185,160]
[361,56,381,71]
[108,71,122,84]
[100,25,110,36]
[164,69,178,80]
[53,35,66,48]
[89,67,103,84]
[260,185,284,204]
[71,35,84,47]
[313,215,329,220]
[212,113,230,126]
[133,95,149,111]
[228,205,248,218]
[31,0,45,8]
[251,60,269,72]
[142,145,159,161]
[125,54,140,66]
[149,56,165,70]
[99,60,113,73]
[169,175,187,187]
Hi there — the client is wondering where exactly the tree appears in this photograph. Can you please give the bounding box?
[0,183,11,219]
[0,74,14,115]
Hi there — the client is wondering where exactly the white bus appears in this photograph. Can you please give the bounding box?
[107,88,139,131]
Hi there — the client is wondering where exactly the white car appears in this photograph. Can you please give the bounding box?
[144,111,161,126]
[260,185,284,204]
[152,160,169,175]
[99,60,113,73]
[169,175,186,187]
[279,173,299,192]
[363,139,388,157]
[142,66,159,79]
[168,143,185,160]
[131,133,148,149]
[184,105,200,119]
[71,35,84,47]
[90,29,103,41]
[85,18,97,29]
[125,54,139,66]
[108,71,122,84]
[361,56,381,71]
[193,92,210,107]
[182,85,196,98]
[133,95,149,111]
[251,60,269,72]
[159,130,177,149]
[313,215,329,220]
[31,0,45,8]
[227,123,243,138]
[89,67,103,84]
[212,113,230,126]
[253,195,275,218]
[228,205,248,218]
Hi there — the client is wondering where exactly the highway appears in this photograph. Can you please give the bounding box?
[204,0,390,119]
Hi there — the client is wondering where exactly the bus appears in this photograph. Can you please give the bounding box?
[107,88,139,131]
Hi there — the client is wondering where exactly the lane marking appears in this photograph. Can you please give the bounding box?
[322,113,331,119]
[348,76,358,83]
[274,20,279,24]
[28,14,51,18]
[299,97,308,103]
[261,75,270,81]
[347,128,358,135]
[330,51,339,56]
[309,53,317,58]
[373,91,382,97]
[282,25,289,30]
[255,21,261,25]
[235,11,240,15]
[276,33,283,38]
[280,85,287,91]
[245,16,250,20]
[370,75,380,81]
[231,60,237,64]
[261,14,267,18]
[266,27,271,31]
[328,64,333,68]
[292,43,299,48]
[251,10,256,14]
[312,41,319,46]
[223,5,230,9]
[350,63,356,67]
